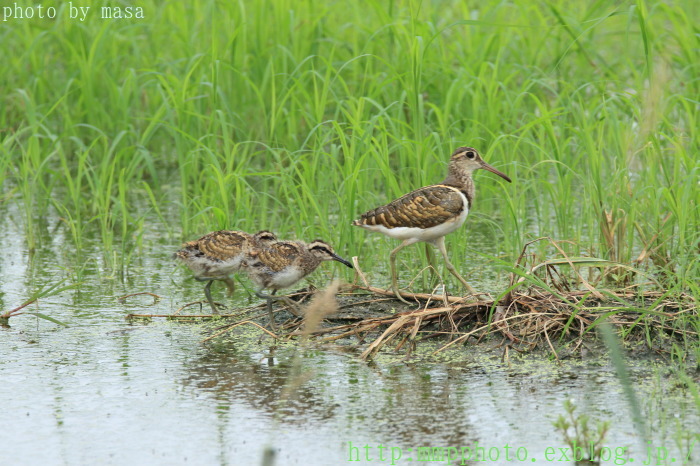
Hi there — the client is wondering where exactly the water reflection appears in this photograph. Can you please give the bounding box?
[184,348,337,422]
[1,206,698,466]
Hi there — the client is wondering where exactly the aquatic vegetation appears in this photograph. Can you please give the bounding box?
[0,0,695,288]
[1,2,697,464]
[0,280,75,327]
[0,0,696,358]
[553,399,610,465]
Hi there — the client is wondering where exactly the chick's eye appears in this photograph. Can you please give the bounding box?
[466,151,475,159]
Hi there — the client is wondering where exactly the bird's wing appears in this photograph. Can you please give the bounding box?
[194,230,251,260]
[354,185,466,229]
[254,242,302,272]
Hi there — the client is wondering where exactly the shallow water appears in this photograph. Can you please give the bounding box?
[1,210,697,466]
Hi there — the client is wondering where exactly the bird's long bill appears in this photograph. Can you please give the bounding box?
[480,161,512,183]
[331,253,354,268]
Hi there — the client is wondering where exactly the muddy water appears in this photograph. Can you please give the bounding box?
[1,212,697,466]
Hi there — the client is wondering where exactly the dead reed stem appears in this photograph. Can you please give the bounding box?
[123,244,696,360]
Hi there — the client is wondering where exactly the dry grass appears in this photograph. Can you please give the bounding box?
[192,282,694,362]
[127,240,696,361]
[302,285,694,361]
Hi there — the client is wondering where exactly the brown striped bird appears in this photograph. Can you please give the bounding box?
[241,239,353,328]
[175,230,278,314]
[352,147,511,302]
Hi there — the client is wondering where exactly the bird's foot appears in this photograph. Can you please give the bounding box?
[390,286,412,305]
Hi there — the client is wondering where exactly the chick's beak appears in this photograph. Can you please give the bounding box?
[331,253,354,268]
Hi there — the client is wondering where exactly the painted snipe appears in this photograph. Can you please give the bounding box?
[241,239,353,328]
[352,146,511,302]
[175,230,278,314]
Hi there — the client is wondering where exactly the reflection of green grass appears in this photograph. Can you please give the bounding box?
[0,3,696,335]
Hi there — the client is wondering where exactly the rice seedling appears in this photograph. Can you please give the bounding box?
[553,399,611,465]
[0,279,77,327]
[2,5,698,466]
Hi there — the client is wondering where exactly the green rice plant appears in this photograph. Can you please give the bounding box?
[0,0,695,325]
[598,322,648,439]
[0,279,77,327]
[12,128,56,253]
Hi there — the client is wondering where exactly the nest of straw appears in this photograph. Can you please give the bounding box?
[191,273,694,361]
[294,285,693,361]
[127,238,697,360]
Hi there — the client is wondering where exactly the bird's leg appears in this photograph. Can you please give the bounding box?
[434,237,479,297]
[256,289,303,330]
[222,277,236,296]
[273,289,303,317]
[256,290,277,330]
[203,280,220,314]
[389,240,413,304]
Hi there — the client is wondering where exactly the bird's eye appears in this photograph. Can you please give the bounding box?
[466,151,475,159]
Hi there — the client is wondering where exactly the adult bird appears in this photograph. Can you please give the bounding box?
[352,147,511,302]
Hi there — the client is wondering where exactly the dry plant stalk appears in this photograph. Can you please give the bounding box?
[117,292,161,305]
[299,280,341,339]
[123,245,696,361]
[599,207,635,285]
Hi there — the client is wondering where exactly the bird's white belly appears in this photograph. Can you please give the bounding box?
[250,266,307,290]
[273,268,305,288]
[182,255,244,279]
[359,204,469,243]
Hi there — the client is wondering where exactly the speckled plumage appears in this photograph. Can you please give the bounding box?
[241,239,353,329]
[354,185,467,230]
[175,230,278,314]
[175,230,277,280]
[352,146,511,301]
[242,240,352,291]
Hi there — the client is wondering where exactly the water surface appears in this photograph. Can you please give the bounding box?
[1,209,697,466]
